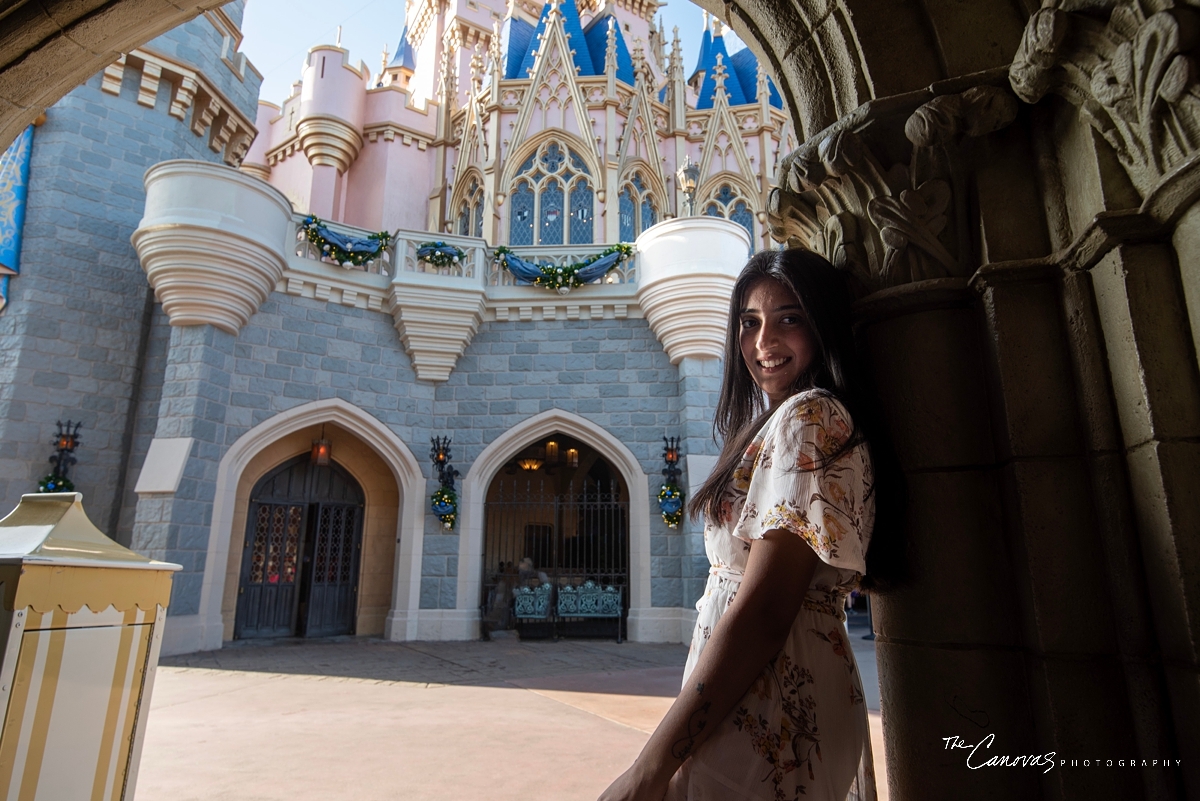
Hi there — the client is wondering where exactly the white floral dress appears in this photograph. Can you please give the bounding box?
[674,389,877,801]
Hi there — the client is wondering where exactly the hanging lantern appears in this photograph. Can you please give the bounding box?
[311,424,331,466]
[545,440,559,463]
[566,448,579,468]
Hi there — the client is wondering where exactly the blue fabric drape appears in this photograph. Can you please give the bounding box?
[305,218,386,255]
[500,250,622,284]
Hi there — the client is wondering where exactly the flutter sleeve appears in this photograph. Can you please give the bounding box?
[731,391,871,575]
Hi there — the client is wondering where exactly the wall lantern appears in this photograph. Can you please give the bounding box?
[676,157,700,216]
[310,424,332,466]
[658,436,684,529]
[39,420,82,493]
[566,448,579,468]
[545,440,559,463]
[430,436,460,529]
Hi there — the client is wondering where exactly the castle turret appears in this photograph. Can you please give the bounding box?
[297,46,369,218]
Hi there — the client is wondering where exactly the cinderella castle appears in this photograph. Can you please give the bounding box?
[0,0,790,655]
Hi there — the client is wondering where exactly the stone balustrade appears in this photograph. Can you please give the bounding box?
[134,159,750,379]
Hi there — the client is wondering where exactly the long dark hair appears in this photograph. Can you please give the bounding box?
[689,248,906,592]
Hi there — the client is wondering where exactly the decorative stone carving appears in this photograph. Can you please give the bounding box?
[768,84,1017,293]
[634,216,750,363]
[1011,1,1200,196]
[133,160,293,334]
[296,114,363,173]
[388,275,486,381]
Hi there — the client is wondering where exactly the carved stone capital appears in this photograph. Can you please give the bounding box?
[296,113,363,173]
[768,83,1017,294]
[1011,1,1200,196]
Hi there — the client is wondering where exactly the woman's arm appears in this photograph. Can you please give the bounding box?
[598,529,820,801]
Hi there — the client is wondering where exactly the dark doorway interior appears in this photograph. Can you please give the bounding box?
[235,455,365,640]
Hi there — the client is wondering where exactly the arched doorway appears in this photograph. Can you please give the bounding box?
[481,433,630,639]
[235,455,365,639]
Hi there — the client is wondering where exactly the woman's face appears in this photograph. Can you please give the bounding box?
[738,277,816,408]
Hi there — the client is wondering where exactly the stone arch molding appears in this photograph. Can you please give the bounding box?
[187,398,426,653]
[455,409,656,638]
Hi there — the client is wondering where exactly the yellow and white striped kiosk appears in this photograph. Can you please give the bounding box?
[0,492,180,800]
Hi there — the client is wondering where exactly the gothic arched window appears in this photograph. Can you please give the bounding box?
[456,177,485,238]
[508,141,594,246]
[618,171,658,242]
[703,182,755,242]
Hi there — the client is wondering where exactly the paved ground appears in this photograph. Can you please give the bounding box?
[136,612,887,800]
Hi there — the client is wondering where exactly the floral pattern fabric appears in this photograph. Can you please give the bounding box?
[673,390,877,801]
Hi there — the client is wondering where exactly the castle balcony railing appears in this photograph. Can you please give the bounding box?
[291,215,488,281]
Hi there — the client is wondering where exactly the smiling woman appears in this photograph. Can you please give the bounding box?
[600,249,905,801]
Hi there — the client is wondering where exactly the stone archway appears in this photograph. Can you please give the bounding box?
[457,409,655,640]
[8,1,1200,796]
[195,398,424,653]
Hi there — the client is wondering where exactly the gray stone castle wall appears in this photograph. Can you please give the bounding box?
[127,290,714,618]
[0,3,260,535]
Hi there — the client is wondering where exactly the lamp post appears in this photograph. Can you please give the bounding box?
[40,420,81,492]
[676,157,699,216]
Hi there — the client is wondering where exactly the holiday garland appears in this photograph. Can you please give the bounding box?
[299,215,393,268]
[493,243,633,293]
[38,474,74,493]
[431,486,458,529]
[416,241,467,268]
[658,483,684,529]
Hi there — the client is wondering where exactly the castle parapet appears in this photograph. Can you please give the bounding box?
[132,160,293,334]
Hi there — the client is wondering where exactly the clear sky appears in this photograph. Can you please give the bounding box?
[240,0,743,107]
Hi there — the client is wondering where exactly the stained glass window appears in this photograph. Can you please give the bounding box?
[510,180,534,245]
[731,200,755,242]
[641,196,657,230]
[541,178,564,245]
[619,187,636,243]
[509,140,594,245]
[569,179,593,245]
[619,171,660,241]
[702,183,756,244]
[457,204,471,236]
[472,197,484,238]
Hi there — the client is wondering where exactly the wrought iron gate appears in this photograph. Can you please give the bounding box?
[236,456,364,639]
[481,477,629,638]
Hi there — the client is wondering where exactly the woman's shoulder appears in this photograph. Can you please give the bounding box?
[773,388,853,428]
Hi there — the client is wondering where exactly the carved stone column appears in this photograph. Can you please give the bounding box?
[769,61,1183,798]
[1010,3,1200,796]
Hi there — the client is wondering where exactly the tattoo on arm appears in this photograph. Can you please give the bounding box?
[671,701,711,760]
[695,682,704,694]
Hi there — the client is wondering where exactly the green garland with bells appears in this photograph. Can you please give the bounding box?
[430,486,458,530]
[493,243,633,292]
[300,215,393,268]
[416,241,467,268]
[657,483,684,529]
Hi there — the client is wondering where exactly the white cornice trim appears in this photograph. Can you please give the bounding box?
[388,273,487,382]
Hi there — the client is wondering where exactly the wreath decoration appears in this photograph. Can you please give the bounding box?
[299,215,393,269]
[658,483,684,529]
[431,486,458,530]
[38,475,75,493]
[493,243,634,294]
[416,242,467,268]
